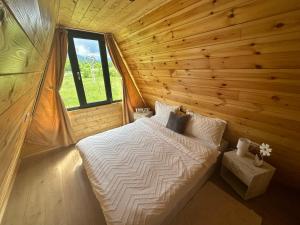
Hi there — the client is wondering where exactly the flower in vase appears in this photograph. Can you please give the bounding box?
[259,143,272,157]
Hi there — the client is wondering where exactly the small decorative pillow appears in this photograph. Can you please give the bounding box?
[185,111,227,147]
[153,101,180,126]
[166,111,190,134]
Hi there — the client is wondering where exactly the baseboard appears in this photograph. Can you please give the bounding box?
[21,144,75,160]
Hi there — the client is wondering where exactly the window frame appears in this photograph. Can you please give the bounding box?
[66,30,121,111]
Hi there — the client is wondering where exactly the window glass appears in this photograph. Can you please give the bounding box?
[60,31,123,110]
[74,38,107,103]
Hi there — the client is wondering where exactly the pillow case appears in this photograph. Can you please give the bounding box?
[185,111,227,147]
[166,111,190,134]
[153,101,180,126]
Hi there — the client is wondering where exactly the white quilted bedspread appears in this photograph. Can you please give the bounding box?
[76,118,219,225]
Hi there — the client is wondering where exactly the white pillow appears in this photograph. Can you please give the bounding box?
[153,101,180,126]
[185,111,227,147]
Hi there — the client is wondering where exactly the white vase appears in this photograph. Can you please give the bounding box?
[253,154,264,167]
[236,138,250,157]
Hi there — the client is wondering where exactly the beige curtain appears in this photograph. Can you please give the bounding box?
[105,33,145,124]
[22,29,74,156]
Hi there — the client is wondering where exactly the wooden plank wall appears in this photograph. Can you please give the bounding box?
[0,0,59,218]
[116,0,300,188]
[68,102,123,141]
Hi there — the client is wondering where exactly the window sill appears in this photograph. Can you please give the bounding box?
[67,100,122,111]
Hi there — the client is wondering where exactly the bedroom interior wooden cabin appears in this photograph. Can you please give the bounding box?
[0,0,299,225]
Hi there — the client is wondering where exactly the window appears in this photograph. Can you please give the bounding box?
[60,30,122,110]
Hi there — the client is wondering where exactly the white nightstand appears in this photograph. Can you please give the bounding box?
[133,111,153,121]
[221,150,275,200]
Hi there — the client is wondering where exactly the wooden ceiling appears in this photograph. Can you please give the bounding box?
[58,0,171,33]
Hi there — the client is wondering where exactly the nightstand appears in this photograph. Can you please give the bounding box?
[133,111,153,121]
[221,150,275,200]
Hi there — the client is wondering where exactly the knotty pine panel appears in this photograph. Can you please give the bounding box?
[0,73,39,219]
[0,83,37,187]
[121,9,300,56]
[68,102,123,141]
[5,0,59,59]
[0,0,58,218]
[0,3,43,74]
[0,73,41,115]
[117,0,200,39]
[116,0,300,188]
[118,0,252,46]
[126,32,300,64]
[119,0,300,50]
[58,0,170,34]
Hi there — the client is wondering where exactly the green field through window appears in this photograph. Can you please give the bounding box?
[60,56,122,109]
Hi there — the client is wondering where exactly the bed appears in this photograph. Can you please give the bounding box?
[76,116,225,225]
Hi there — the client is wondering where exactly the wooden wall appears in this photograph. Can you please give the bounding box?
[68,102,123,141]
[116,0,300,188]
[0,0,59,218]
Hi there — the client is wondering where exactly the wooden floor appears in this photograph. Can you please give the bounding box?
[1,147,106,225]
[210,169,300,225]
[2,147,299,225]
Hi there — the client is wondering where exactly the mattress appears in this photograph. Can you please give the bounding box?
[76,117,220,225]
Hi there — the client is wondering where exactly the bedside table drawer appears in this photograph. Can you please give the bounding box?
[222,156,252,186]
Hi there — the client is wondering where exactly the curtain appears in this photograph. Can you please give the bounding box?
[22,29,75,156]
[105,33,145,124]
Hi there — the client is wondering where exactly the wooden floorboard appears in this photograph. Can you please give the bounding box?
[1,147,106,225]
[210,170,300,225]
[1,147,299,225]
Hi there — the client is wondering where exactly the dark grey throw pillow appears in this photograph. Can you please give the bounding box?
[166,111,190,134]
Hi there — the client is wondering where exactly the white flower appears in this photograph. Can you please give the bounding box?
[259,143,272,157]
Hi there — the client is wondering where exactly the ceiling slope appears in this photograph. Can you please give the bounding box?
[58,0,171,33]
